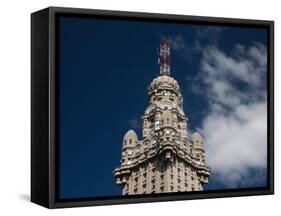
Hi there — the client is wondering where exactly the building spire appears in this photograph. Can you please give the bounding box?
[158,37,171,76]
[114,36,211,195]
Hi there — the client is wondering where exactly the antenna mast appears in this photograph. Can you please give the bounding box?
[158,37,171,76]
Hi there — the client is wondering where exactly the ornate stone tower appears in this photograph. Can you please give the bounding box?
[113,37,210,195]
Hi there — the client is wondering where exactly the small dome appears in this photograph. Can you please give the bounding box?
[123,129,138,147]
[191,132,203,148]
[149,75,179,91]
[125,129,137,137]
[191,132,203,141]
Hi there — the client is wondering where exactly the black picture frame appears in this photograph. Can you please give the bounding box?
[31,6,274,209]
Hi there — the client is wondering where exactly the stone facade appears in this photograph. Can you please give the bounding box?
[113,38,210,195]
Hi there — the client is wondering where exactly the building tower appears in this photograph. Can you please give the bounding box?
[113,37,211,195]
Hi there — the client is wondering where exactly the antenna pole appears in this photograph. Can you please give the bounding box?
[159,37,171,76]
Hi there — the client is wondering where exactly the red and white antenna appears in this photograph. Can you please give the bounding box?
[158,37,171,76]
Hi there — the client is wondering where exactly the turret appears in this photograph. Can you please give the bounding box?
[121,130,138,166]
[191,132,205,164]
[191,132,203,150]
[123,130,138,147]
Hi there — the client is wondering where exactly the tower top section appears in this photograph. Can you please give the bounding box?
[158,37,171,76]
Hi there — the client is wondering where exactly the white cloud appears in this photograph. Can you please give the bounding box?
[201,46,266,89]
[195,43,267,188]
[170,35,186,51]
[128,118,141,130]
[196,26,223,39]
[170,35,192,61]
[195,26,223,52]
[169,27,225,61]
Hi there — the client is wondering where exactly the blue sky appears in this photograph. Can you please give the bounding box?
[58,15,268,199]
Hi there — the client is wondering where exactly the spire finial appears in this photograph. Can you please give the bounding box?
[158,37,171,76]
